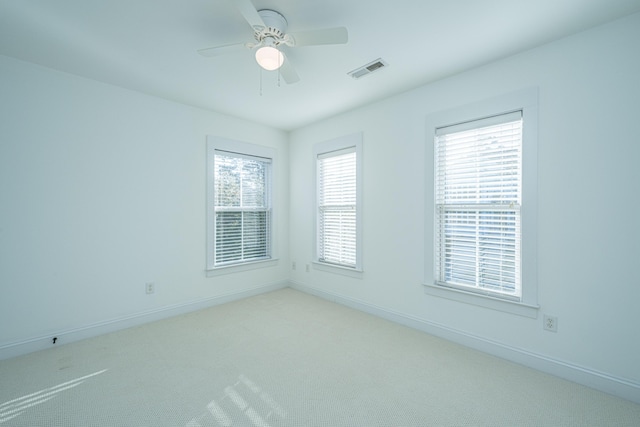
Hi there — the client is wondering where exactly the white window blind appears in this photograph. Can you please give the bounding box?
[435,111,522,299]
[318,147,357,268]
[214,150,271,266]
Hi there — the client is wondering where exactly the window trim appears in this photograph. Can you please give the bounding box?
[206,136,278,273]
[424,88,539,317]
[313,133,363,273]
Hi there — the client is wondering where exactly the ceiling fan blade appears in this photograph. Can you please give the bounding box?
[287,27,348,47]
[235,0,266,31]
[197,42,248,57]
[279,53,300,84]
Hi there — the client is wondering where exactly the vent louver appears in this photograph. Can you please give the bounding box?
[348,58,388,79]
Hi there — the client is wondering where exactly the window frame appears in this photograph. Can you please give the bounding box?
[313,133,363,273]
[424,89,539,317]
[206,136,278,274]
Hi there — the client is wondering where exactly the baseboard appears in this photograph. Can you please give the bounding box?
[290,281,640,404]
[0,281,288,361]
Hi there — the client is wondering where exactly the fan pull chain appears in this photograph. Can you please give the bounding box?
[259,67,263,96]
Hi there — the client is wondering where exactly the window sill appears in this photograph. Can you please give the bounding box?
[423,282,539,318]
[312,261,363,279]
[206,259,279,277]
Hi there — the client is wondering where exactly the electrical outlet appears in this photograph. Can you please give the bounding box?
[543,314,558,332]
[292,261,296,270]
[145,282,155,294]
[305,264,310,273]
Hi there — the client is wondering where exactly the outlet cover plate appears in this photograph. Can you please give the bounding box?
[543,314,558,332]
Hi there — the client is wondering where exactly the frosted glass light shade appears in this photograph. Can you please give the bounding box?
[255,46,284,71]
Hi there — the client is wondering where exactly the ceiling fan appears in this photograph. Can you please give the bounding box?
[198,0,348,84]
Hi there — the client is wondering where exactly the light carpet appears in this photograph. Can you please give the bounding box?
[1,288,639,426]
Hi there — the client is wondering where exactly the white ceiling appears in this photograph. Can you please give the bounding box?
[2,0,640,131]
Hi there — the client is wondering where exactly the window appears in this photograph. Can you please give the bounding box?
[425,89,538,317]
[435,112,522,299]
[314,133,363,271]
[207,137,275,271]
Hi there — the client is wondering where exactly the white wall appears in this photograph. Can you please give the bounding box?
[0,55,289,355]
[289,13,640,400]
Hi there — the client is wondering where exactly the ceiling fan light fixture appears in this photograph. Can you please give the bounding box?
[255,44,283,71]
[198,3,347,84]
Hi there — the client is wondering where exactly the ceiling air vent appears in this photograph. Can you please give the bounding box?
[348,58,388,79]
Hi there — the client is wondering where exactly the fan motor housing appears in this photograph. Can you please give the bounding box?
[255,10,287,41]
